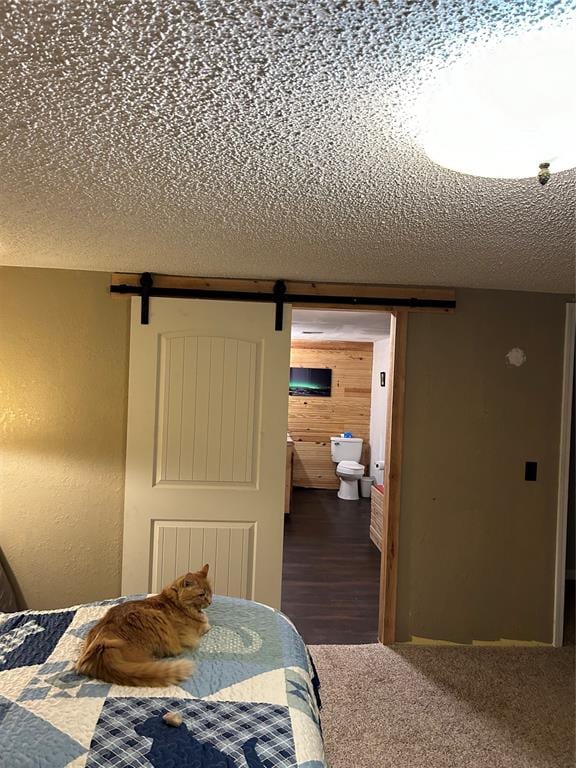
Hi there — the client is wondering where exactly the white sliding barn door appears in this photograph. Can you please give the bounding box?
[122,298,291,608]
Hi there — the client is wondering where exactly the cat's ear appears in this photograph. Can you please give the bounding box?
[201,564,209,576]
[181,572,196,588]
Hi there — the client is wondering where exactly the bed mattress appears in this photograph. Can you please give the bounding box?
[0,594,325,767]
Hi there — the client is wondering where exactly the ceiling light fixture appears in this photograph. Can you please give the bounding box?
[414,20,576,181]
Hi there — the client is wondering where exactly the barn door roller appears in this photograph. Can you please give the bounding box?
[110,272,456,330]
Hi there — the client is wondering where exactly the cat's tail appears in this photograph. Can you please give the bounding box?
[75,637,193,687]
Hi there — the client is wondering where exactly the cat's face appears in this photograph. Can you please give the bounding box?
[172,565,212,609]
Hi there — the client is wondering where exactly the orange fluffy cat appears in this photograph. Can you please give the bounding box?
[75,565,212,687]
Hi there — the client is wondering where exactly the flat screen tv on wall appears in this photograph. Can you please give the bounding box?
[289,367,332,397]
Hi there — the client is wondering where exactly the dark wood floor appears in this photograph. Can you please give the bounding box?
[281,487,381,645]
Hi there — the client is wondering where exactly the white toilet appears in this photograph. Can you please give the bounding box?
[330,437,365,500]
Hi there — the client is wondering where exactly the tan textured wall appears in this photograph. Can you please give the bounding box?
[396,289,569,644]
[288,341,372,489]
[0,267,130,610]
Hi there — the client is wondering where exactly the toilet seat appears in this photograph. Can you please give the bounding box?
[338,460,363,471]
[336,460,365,479]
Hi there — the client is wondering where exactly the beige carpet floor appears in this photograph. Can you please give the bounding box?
[309,643,575,768]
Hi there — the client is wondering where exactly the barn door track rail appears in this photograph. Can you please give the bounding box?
[110,272,456,330]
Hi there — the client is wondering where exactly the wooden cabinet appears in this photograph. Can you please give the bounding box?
[285,435,294,514]
[370,484,385,551]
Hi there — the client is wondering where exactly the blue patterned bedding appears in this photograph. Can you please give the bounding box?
[0,595,325,767]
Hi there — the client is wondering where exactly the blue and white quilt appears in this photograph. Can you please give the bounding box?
[0,595,325,768]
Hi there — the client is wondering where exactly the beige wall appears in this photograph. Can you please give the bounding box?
[396,289,569,644]
[1,267,130,609]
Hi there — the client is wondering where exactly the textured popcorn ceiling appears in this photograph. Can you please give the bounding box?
[0,0,574,292]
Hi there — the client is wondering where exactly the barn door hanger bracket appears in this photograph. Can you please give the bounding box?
[139,272,153,325]
[110,272,456,329]
[273,279,287,331]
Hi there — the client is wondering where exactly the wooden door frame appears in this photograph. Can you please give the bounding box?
[377,311,407,644]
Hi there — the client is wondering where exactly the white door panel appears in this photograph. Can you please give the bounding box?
[151,521,255,598]
[156,335,259,485]
[122,297,291,608]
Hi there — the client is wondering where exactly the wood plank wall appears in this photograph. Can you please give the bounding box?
[288,341,373,489]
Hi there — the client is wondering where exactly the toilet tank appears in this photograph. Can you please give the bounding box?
[330,437,363,462]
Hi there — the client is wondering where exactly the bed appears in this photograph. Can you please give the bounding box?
[0,594,325,767]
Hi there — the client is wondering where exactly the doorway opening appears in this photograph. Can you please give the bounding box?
[281,309,394,644]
